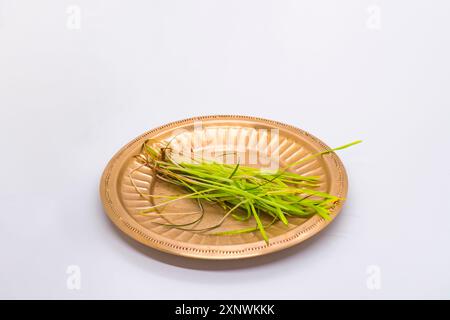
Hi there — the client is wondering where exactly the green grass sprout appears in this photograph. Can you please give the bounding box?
[129,139,361,244]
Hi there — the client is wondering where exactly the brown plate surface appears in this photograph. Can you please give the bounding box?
[100,115,348,259]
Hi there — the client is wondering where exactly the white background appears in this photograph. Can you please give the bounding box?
[1,0,449,299]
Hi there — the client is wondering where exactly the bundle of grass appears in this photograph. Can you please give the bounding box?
[130,139,361,243]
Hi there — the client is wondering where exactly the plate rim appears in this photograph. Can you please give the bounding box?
[99,115,348,260]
